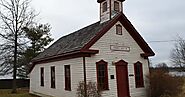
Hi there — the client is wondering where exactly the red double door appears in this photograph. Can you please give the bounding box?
[115,60,130,97]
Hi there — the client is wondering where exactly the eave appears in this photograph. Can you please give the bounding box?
[29,49,99,73]
[140,53,155,59]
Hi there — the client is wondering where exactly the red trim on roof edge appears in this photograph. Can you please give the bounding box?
[82,13,122,50]
[32,49,98,63]
[119,13,155,56]
[82,12,155,57]
[140,53,152,59]
[29,49,99,73]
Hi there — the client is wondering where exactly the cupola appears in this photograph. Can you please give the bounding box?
[97,0,125,23]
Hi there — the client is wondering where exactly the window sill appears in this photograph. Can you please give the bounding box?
[99,88,109,91]
[136,86,144,88]
[65,89,71,91]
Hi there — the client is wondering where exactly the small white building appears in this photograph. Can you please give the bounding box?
[29,0,155,97]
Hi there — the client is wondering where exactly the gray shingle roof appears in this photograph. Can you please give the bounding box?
[33,21,109,61]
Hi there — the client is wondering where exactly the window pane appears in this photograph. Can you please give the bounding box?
[116,25,122,35]
[134,62,144,88]
[65,65,71,90]
[40,67,44,86]
[96,60,108,90]
[103,2,107,12]
[114,1,119,12]
[51,66,55,88]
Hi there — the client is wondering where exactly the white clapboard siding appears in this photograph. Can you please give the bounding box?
[85,21,149,97]
[30,57,84,97]
[30,21,150,97]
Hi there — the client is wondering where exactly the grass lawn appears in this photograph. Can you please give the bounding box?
[0,88,39,97]
[0,78,185,97]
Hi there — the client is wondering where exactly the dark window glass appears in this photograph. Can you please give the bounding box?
[116,24,122,35]
[134,62,144,88]
[65,65,71,91]
[114,1,119,12]
[40,67,44,86]
[96,60,108,90]
[103,2,107,12]
[51,66,55,88]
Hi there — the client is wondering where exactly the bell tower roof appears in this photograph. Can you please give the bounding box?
[97,0,125,3]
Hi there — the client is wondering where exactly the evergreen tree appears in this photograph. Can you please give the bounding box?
[18,24,53,78]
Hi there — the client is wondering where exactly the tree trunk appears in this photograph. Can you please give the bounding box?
[12,30,18,93]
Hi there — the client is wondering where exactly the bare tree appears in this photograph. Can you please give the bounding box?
[156,63,169,72]
[0,0,37,93]
[170,37,185,69]
[156,63,168,68]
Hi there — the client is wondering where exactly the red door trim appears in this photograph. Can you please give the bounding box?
[115,60,130,97]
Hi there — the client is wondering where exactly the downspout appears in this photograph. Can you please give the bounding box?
[147,57,152,97]
[83,57,87,97]
[109,0,112,20]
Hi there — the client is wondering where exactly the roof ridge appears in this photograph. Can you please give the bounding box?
[59,21,100,39]
[41,21,101,53]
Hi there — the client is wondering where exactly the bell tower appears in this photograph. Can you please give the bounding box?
[97,0,125,23]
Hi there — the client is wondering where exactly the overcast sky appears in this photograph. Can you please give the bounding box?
[31,0,185,66]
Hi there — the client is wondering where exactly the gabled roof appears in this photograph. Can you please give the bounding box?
[32,20,110,62]
[30,12,154,72]
[81,12,155,57]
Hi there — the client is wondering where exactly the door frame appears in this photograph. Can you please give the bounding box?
[115,60,130,97]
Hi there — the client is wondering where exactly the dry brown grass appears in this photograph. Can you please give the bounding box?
[176,79,185,97]
[149,69,184,97]
[0,88,39,97]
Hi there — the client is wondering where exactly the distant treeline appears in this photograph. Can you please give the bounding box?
[150,67,185,72]
[0,79,29,89]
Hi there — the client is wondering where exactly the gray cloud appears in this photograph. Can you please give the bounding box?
[125,0,185,65]
[32,0,185,66]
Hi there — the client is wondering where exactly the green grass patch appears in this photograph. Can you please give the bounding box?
[0,89,39,97]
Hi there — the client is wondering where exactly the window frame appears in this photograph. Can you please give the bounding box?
[40,67,44,87]
[64,65,71,91]
[51,66,56,89]
[102,1,107,12]
[134,61,144,88]
[114,1,120,12]
[116,24,122,35]
[96,60,109,90]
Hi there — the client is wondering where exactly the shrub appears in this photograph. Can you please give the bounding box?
[76,81,102,97]
[149,69,184,97]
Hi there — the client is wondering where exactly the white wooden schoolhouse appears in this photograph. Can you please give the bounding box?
[29,0,155,97]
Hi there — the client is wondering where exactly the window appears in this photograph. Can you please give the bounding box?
[65,65,71,91]
[134,62,144,88]
[114,1,119,12]
[40,67,44,86]
[116,24,122,35]
[102,2,107,12]
[96,60,109,90]
[51,66,55,88]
